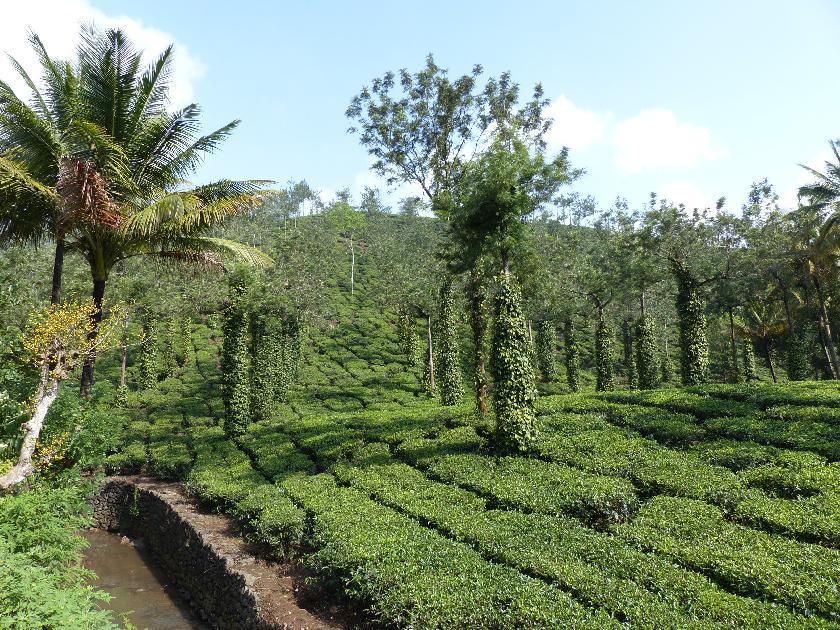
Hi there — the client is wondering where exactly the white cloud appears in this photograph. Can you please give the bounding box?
[613,109,725,174]
[660,181,714,211]
[544,96,608,152]
[0,0,205,108]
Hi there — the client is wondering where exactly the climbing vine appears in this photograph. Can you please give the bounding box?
[742,338,757,382]
[437,282,464,406]
[491,277,538,453]
[563,318,580,392]
[635,314,659,389]
[672,261,709,386]
[595,316,615,391]
[222,278,251,437]
[535,320,556,383]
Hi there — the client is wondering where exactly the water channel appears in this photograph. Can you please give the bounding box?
[81,529,206,629]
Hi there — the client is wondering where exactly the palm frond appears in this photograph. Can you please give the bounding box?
[78,26,142,141]
[182,236,274,268]
[127,45,173,137]
[6,53,51,123]
[0,155,58,241]
[120,192,201,236]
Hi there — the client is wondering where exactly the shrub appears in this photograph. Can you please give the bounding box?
[619,495,840,620]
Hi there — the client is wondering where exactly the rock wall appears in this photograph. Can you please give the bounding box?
[90,477,315,630]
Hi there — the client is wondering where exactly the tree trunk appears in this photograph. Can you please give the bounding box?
[120,344,127,388]
[349,234,355,295]
[426,315,435,393]
[0,368,60,490]
[527,320,533,344]
[640,291,646,317]
[817,325,836,379]
[80,277,107,397]
[50,238,65,305]
[765,338,777,383]
[814,277,840,378]
[728,307,739,382]
[468,268,489,414]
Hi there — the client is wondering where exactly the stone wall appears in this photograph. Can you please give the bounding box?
[90,477,302,630]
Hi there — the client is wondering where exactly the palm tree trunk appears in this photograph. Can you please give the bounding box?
[0,367,60,490]
[814,277,840,378]
[50,238,65,305]
[80,277,106,397]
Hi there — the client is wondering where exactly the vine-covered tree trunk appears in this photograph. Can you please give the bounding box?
[635,314,658,389]
[397,312,421,366]
[251,315,282,420]
[535,320,556,383]
[622,318,637,389]
[672,260,709,386]
[595,313,615,391]
[786,333,810,381]
[222,283,251,437]
[742,339,757,382]
[661,328,673,383]
[564,318,580,392]
[727,307,740,383]
[138,317,158,390]
[491,277,538,453]
[424,315,436,395]
[437,283,463,406]
[468,269,490,413]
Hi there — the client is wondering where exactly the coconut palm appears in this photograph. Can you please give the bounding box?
[0,32,79,304]
[1,27,272,394]
[46,27,272,394]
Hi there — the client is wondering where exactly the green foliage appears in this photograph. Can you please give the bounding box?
[619,496,840,620]
[222,279,251,437]
[137,318,158,390]
[159,318,179,379]
[396,312,420,366]
[0,479,118,628]
[743,339,757,382]
[563,318,580,392]
[786,334,811,381]
[622,319,637,388]
[491,278,538,452]
[535,320,556,383]
[437,283,463,406]
[635,314,659,389]
[661,345,674,383]
[673,262,710,385]
[595,317,615,391]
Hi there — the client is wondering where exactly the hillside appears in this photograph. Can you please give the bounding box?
[91,241,840,628]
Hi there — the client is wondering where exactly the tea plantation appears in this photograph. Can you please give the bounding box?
[99,254,840,628]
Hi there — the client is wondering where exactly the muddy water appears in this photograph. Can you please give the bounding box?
[81,529,206,629]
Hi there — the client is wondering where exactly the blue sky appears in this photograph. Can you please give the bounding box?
[3,0,840,212]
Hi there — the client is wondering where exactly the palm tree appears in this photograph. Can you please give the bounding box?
[0,32,79,304]
[53,27,273,395]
